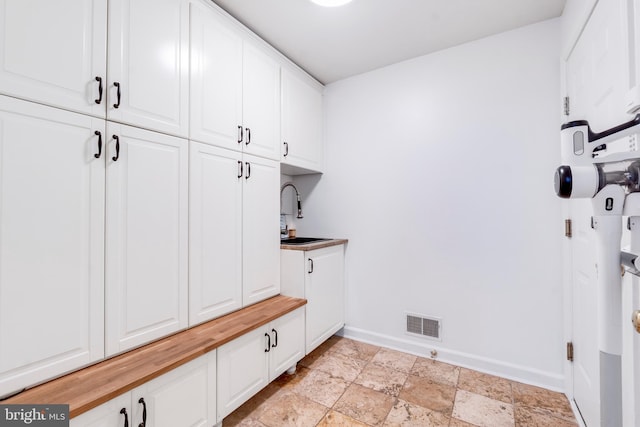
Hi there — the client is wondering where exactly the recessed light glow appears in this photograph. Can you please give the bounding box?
[310,0,353,7]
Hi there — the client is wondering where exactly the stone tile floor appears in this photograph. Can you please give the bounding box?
[223,335,579,426]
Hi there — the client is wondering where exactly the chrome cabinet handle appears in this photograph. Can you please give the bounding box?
[138,398,146,427]
[95,76,103,104]
[94,131,102,159]
[120,408,129,427]
[112,135,120,162]
[113,82,121,108]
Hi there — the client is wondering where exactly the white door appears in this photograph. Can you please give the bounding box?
[0,96,104,397]
[242,154,280,306]
[565,0,628,424]
[281,69,323,172]
[189,0,243,150]
[269,308,305,380]
[306,245,345,353]
[108,0,189,137]
[105,123,188,355]
[70,393,130,427]
[217,327,269,421]
[0,0,107,117]
[131,353,216,427]
[242,42,281,160]
[189,142,243,325]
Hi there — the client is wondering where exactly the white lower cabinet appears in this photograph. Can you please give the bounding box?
[0,96,105,398]
[105,123,189,356]
[216,307,305,422]
[281,244,345,354]
[70,351,216,427]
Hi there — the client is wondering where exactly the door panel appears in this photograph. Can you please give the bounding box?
[0,0,107,117]
[0,96,104,396]
[106,123,188,355]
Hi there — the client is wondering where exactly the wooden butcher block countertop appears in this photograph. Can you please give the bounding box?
[4,295,306,418]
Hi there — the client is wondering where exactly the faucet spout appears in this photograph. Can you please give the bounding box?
[280,182,303,219]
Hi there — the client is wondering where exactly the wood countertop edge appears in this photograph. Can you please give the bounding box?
[280,238,348,251]
[4,295,307,418]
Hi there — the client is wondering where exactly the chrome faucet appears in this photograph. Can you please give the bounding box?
[280,182,303,219]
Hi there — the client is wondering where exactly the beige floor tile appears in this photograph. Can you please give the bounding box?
[333,383,396,426]
[398,374,457,415]
[410,357,460,387]
[354,362,409,396]
[457,368,512,404]
[257,392,328,427]
[449,418,478,427]
[306,350,368,382]
[383,398,451,427]
[290,367,351,407]
[317,410,371,426]
[514,404,579,426]
[330,336,381,362]
[371,347,418,374]
[452,390,514,427]
[512,382,575,422]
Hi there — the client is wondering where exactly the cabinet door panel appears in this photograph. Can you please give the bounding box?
[190,1,243,150]
[108,0,189,137]
[242,43,280,160]
[281,69,323,172]
[106,123,188,355]
[217,328,269,420]
[270,308,305,380]
[132,352,216,427]
[306,246,345,353]
[0,0,107,117]
[242,154,280,306]
[0,96,104,396]
[189,142,242,325]
[70,393,130,427]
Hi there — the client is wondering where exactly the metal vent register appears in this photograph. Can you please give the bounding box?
[406,313,441,340]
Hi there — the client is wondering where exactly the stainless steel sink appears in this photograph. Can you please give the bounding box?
[280,237,329,244]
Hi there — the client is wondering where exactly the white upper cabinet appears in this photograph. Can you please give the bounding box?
[108,0,189,137]
[189,1,280,160]
[0,96,105,398]
[105,123,188,356]
[0,0,107,118]
[281,68,324,174]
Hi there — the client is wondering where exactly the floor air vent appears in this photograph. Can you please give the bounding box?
[406,313,441,341]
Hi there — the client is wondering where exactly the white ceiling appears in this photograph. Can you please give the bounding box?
[211,0,566,84]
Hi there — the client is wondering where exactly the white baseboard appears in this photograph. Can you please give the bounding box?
[339,326,566,392]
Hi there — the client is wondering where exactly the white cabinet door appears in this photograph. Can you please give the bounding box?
[70,393,130,427]
[242,154,280,306]
[0,96,105,397]
[281,69,323,173]
[105,123,188,356]
[189,0,243,150]
[189,142,243,326]
[269,308,305,380]
[132,352,216,427]
[217,327,270,421]
[108,0,189,137]
[305,245,345,353]
[0,0,107,117]
[242,42,281,160]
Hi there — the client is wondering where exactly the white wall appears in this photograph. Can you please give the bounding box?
[293,18,564,389]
